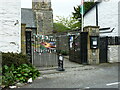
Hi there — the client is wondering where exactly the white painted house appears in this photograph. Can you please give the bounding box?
[0,0,21,53]
[84,0,120,63]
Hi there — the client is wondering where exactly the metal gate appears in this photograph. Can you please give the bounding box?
[80,32,88,64]
[99,37,108,63]
[69,35,75,62]
[31,34,58,67]
[69,32,88,64]
[25,31,32,63]
[69,35,81,63]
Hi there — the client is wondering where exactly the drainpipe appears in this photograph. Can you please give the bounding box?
[96,4,98,26]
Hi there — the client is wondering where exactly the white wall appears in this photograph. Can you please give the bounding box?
[0,0,21,53]
[118,1,120,36]
[84,0,120,36]
[84,0,120,63]
[84,6,96,26]
[108,45,120,63]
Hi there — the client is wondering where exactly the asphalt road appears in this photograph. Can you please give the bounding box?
[21,63,119,89]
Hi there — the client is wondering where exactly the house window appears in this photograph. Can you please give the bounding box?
[108,36,120,45]
[108,37,114,45]
[115,36,120,45]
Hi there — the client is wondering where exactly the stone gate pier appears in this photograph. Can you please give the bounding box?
[84,26,100,64]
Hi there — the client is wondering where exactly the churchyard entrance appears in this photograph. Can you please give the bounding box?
[25,31,68,68]
[69,26,108,64]
[69,32,88,64]
[28,33,58,67]
[25,26,110,68]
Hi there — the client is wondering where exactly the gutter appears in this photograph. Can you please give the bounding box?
[100,28,115,33]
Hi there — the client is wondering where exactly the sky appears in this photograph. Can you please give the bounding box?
[21,0,82,19]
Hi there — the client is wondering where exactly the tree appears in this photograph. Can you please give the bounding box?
[72,1,95,20]
[53,22,70,33]
[54,16,81,32]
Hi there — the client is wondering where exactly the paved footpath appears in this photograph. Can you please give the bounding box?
[21,57,119,89]
[36,56,95,75]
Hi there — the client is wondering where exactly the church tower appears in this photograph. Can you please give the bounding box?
[32,0,53,35]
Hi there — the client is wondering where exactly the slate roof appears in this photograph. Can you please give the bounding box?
[21,8,36,28]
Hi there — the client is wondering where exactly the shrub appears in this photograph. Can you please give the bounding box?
[13,64,40,83]
[60,50,69,56]
[1,52,40,88]
[2,52,31,67]
[2,65,16,87]
[2,64,40,88]
[57,50,69,56]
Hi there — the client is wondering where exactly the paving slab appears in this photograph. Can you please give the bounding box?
[37,56,85,75]
[36,56,119,75]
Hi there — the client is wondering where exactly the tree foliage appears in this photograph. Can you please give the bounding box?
[53,16,81,33]
[53,22,70,33]
[53,1,95,33]
[72,1,95,20]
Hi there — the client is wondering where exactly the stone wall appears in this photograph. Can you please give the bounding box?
[56,35,69,54]
[0,0,21,53]
[35,10,53,35]
[0,52,1,85]
[21,24,26,55]
[0,52,2,68]
[32,0,53,35]
[84,26,99,64]
[42,10,53,35]
[108,45,120,63]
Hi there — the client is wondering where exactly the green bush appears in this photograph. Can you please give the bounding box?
[14,64,40,83]
[2,64,40,88]
[2,52,31,67]
[2,65,16,87]
[57,50,69,56]
[60,50,69,56]
[1,52,40,88]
